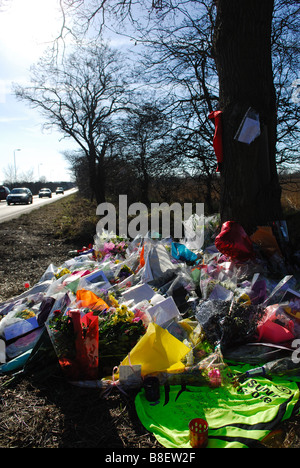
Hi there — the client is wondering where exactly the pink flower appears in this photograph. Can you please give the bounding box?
[102,242,115,254]
[132,317,141,323]
[208,368,222,388]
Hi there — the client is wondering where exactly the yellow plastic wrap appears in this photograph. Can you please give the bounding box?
[120,322,190,376]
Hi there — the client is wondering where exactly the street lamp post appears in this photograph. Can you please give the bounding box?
[13,149,21,182]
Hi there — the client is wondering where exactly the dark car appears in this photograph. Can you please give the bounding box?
[6,187,33,205]
[39,188,52,198]
[56,187,64,194]
[0,186,10,201]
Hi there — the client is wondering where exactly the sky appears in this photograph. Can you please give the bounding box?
[0,0,78,184]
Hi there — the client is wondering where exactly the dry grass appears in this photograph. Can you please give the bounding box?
[0,193,160,449]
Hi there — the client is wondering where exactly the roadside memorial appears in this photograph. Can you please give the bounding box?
[1,215,300,448]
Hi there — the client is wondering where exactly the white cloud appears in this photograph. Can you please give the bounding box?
[0,0,63,63]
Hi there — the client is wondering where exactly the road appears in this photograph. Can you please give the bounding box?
[0,188,78,224]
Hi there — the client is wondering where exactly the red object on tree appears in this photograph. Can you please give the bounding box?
[208,110,223,172]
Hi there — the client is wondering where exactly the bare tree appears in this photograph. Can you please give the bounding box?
[13,41,129,204]
[272,0,300,172]
[120,97,173,205]
[2,164,15,185]
[136,4,219,210]
[57,0,299,231]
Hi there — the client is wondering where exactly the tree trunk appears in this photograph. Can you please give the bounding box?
[140,146,150,206]
[213,0,283,234]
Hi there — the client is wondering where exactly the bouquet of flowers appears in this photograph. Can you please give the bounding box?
[47,311,77,375]
[54,268,71,279]
[110,264,134,286]
[94,232,129,261]
[47,308,99,381]
[15,308,36,320]
[47,297,146,380]
[98,304,146,375]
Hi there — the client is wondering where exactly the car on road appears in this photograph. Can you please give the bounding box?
[0,186,10,201]
[39,188,52,198]
[6,187,33,205]
[55,187,64,195]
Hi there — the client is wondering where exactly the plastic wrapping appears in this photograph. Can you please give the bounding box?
[171,242,198,263]
[182,214,204,251]
[257,303,300,344]
[1,215,300,414]
[145,345,230,389]
[195,299,264,352]
[46,309,99,381]
[238,356,300,381]
[120,322,190,376]
[200,261,237,300]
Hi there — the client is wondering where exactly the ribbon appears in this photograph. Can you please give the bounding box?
[100,366,129,398]
[208,110,223,172]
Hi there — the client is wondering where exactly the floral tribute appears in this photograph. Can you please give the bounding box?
[98,303,146,375]
[94,233,129,261]
[47,293,146,381]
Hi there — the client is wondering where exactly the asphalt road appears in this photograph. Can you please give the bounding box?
[0,187,78,224]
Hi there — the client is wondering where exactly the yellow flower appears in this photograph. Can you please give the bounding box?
[127,310,134,322]
[116,305,126,317]
[108,294,119,308]
[55,268,71,279]
[16,309,36,320]
[237,293,251,306]
[112,314,119,324]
